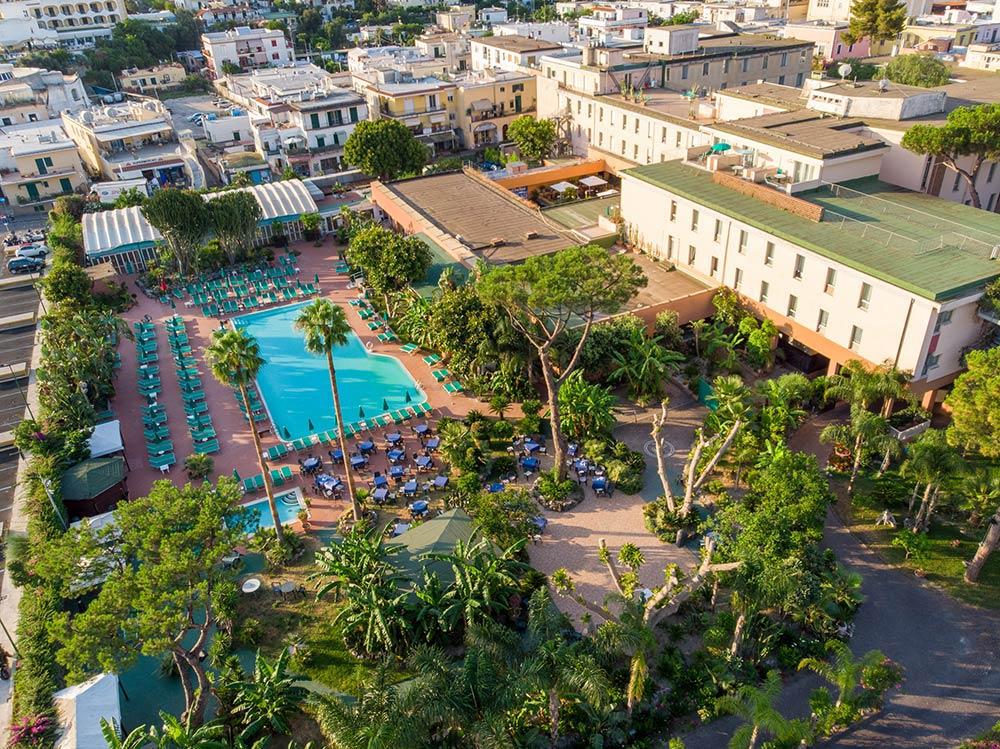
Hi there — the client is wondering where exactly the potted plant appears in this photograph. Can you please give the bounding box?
[297,508,310,530]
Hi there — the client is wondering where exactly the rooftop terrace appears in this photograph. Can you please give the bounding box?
[706,110,888,159]
[624,160,1000,300]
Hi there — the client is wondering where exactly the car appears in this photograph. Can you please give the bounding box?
[15,243,48,259]
[7,256,43,274]
[186,113,204,123]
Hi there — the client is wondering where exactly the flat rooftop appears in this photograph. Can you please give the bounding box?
[383,171,578,263]
[626,32,813,65]
[707,111,888,159]
[475,34,564,53]
[624,160,1000,300]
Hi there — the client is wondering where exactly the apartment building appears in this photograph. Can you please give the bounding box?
[346,45,450,82]
[900,18,1000,51]
[453,69,536,148]
[782,20,871,61]
[0,4,59,48]
[202,26,293,78]
[435,4,475,31]
[0,64,89,125]
[217,64,367,177]
[362,70,458,152]
[0,0,127,48]
[962,40,1000,68]
[479,6,508,25]
[0,121,87,214]
[119,64,188,95]
[807,0,930,23]
[471,35,566,71]
[196,4,260,27]
[414,31,471,73]
[492,21,577,43]
[620,159,1000,407]
[62,99,194,188]
[578,6,648,40]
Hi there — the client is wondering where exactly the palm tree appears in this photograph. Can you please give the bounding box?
[335,576,412,656]
[147,712,228,749]
[294,298,361,521]
[820,405,894,496]
[409,570,463,645]
[966,497,1000,583]
[961,468,1000,527]
[754,373,810,441]
[206,328,283,544]
[428,536,527,627]
[558,370,616,443]
[230,650,308,738]
[715,670,810,749]
[99,719,150,749]
[311,524,405,598]
[609,328,684,404]
[901,429,960,531]
[594,598,657,714]
[824,360,909,417]
[798,640,888,710]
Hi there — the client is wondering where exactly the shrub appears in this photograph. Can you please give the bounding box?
[643,497,699,542]
[491,418,515,442]
[12,588,61,721]
[9,714,56,749]
[184,453,214,480]
[535,470,577,510]
[654,309,684,351]
[490,454,517,478]
[236,617,263,647]
[884,54,950,88]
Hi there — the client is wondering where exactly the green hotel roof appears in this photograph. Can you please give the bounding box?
[623,161,1000,301]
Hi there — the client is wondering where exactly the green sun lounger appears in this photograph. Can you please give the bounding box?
[376,332,397,343]
[422,354,441,366]
[137,364,160,376]
[243,474,264,493]
[146,439,174,455]
[191,427,216,441]
[149,453,175,469]
[143,426,169,441]
[399,343,418,354]
[358,308,373,319]
[182,390,206,403]
[184,401,209,415]
[266,444,289,461]
[415,402,432,415]
[270,468,286,487]
[444,381,465,394]
[137,352,158,365]
[366,321,381,331]
[194,439,219,455]
[432,369,449,382]
[290,437,309,451]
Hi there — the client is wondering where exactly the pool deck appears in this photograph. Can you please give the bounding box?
[110,237,482,531]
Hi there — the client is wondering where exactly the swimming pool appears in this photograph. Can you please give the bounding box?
[232,302,426,441]
[242,490,303,530]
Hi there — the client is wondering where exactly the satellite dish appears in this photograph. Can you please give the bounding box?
[837,63,853,80]
[878,78,890,92]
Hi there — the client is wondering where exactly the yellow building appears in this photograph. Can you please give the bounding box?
[362,71,458,152]
[900,22,986,51]
[0,121,87,214]
[453,69,537,149]
[119,64,188,95]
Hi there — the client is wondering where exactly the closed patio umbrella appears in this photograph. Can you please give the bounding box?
[405,391,412,403]
[308,419,315,431]
[382,399,389,411]
[282,426,291,439]
[358,406,365,419]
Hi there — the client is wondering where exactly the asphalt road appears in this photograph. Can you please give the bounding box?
[682,408,1000,748]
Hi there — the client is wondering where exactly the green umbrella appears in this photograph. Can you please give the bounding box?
[308,419,315,431]
[282,426,291,439]
[232,468,240,480]
[404,391,412,403]
[358,406,365,419]
[382,399,389,411]
[314,272,320,284]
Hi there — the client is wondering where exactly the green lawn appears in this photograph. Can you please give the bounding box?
[837,475,1000,610]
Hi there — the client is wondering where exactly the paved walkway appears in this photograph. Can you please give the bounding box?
[683,407,1000,748]
[529,383,705,626]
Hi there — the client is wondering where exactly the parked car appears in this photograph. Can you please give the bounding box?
[7,256,43,274]
[15,243,48,259]
[186,113,204,123]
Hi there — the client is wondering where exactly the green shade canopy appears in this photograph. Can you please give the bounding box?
[61,457,126,501]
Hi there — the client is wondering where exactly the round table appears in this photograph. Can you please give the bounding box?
[278,581,298,594]
[410,499,428,513]
[303,457,321,471]
[241,578,261,594]
[386,433,402,443]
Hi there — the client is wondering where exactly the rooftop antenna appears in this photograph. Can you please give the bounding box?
[837,62,852,81]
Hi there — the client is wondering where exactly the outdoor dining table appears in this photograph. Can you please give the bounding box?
[487,482,504,493]
[387,448,405,463]
[574,459,590,473]
[522,457,540,471]
[328,448,344,461]
[413,423,430,436]
[373,487,389,503]
[593,477,610,494]
[278,581,299,595]
[432,475,448,489]
[303,456,321,472]
[531,516,548,531]
[350,455,367,468]
[386,432,402,444]
[425,437,440,450]
[390,465,406,479]
[358,440,375,453]
[403,480,418,496]
[524,441,541,453]
[409,499,428,514]
[316,474,342,492]
[241,578,261,594]
[373,474,388,488]
[415,455,433,469]
[391,522,411,537]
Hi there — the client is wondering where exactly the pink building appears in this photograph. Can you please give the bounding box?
[784,21,872,62]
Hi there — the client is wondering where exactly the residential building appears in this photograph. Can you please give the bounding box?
[362,70,458,152]
[62,99,195,188]
[216,64,367,177]
[492,20,578,43]
[201,26,293,78]
[782,20,871,61]
[700,2,774,25]
[414,31,471,73]
[308,0,356,21]
[346,45,450,82]
[962,40,1000,68]
[453,69,537,148]
[578,6,648,40]
[0,5,59,49]
[479,6,508,25]
[128,9,176,29]
[0,0,127,48]
[619,158,1000,407]
[435,4,475,31]
[0,64,89,125]
[471,35,566,71]
[384,0,435,8]
[0,120,87,214]
[900,18,1000,51]
[196,4,260,27]
[807,0,930,23]
[119,64,188,95]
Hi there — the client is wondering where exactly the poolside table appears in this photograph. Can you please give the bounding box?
[415,456,433,469]
[372,487,389,503]
[593,477,610,494]
[525,441,541,453]
[403,480,418,496]
[391,522,411,537]
[303,456,322,472]
[350,455,367,468]
[523,457,541,471]
[432,475,449,489]
[315,474,342,493]
[425,437,440,450]
[358,440,374,453]
[328,448,344,461]
[386,432,402,444]
[241,578,261,594]
[414,423,430,436]
[387,449,405,463]
[373,475,388,488]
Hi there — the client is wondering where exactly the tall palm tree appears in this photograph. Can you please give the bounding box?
[820,405,894,496]
[294,298,360,521]
[147,712,228,749]
[609,328,684,405]
[716,670,810,749]
[824,360,909,417]
[594,598,657,714]
[901,429,960,531]
[206,328,283,544]
[428,536,527,628]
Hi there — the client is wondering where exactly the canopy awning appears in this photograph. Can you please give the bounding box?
[53,673,121,749]
[82,207,162,259]
[470,99,493,111]
[87,420,123,459]
[206,179,319,222]
[61,457,126,502]
[579,175,607,188]
[549,181,576,193]
[473,122,497,132]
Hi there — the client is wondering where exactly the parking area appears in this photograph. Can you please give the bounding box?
[161,94,239,139]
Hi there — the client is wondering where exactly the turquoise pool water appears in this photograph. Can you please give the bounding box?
[232,302,426,441]
[243,491,303,529]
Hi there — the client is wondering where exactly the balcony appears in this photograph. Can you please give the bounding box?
[380,104,447,118]
[469,105,533,123]
[1,165,79,184]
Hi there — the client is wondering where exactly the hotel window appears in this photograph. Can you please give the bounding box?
[710,256,719,277]
[691,209,699,231]
[669,201,677,221]
[702,62,709,75]
[661,127,667,143]
[923,353,941,374]
[733,267,743,290]
[824,267,836,294]
[713,219,722,242]
[622,115,627,129]
[787,294,798,318]
[934,310,953,332]
[599,107,604,122]
[759,280,769,303]
[688,245,696,264]
[793,254,804,279]
[675,131,682,147]
[764,242,774,266]
[849,325,863,350]
[741,57,749,73]
[858,282,872,310]
[781,52,788,66]
[817,308,829,331]
[633,144,638,159]
[666,235,675,259]
[738,229,747,253]
[762,55,768,70]
[682,65,689,80]
[635,119,639,134]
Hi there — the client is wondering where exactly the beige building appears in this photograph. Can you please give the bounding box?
[807,0,930,23]
[962,41,1000,70]
[0,63,89,125]
[470,35,566,71]
[0,120,87,214]
[435,4,475,31]
[119,64,188,95]
[362,71,459,153]
[0,0,126,48]
[453,69,537,149]
[201,26,293,78]
[414,31,471,73]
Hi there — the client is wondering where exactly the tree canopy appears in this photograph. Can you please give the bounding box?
[343,119,427,181]
[506,116,557,163]
[884,54,950,88]
[346,224,432,301]
[901,103,1000,209]
[946,347,1000,458]
[842,0,907,45]
[141,188,209,276]
[208,190,262,264]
